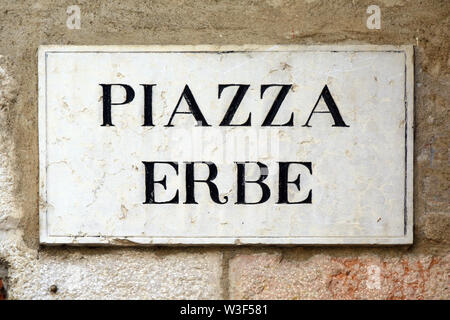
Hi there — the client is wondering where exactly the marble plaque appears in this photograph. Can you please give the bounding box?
[38,45,414,245]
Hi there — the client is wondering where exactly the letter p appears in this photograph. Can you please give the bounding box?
[100,84,135,126]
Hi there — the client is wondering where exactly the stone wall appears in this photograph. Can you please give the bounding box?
[0,0,448,299]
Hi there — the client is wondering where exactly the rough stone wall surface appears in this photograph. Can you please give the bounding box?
[0,0,448,299]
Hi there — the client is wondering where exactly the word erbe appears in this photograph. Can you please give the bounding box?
[99,83,350,127]
[99,83,349,205]
[143,161,312,205]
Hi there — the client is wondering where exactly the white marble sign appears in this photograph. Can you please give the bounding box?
[39,45,414,245]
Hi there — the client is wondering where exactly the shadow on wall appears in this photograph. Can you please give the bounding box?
[0,260,7,300]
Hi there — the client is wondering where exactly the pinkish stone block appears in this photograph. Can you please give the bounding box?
[229,253,449,300]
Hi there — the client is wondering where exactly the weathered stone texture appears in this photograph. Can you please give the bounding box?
[0,56,19,236]
[423,212,450,244]
[229,253,449,299]
[4,246,223,300]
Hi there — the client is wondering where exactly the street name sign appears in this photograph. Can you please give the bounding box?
[38,45,414,245]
